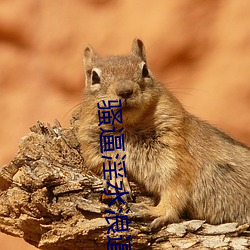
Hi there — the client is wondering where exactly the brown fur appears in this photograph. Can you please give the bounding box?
[78,39,250,229]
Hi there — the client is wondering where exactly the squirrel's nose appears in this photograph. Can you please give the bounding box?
[116,88,133,99]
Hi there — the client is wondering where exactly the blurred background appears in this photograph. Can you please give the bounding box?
[0,1,250,249]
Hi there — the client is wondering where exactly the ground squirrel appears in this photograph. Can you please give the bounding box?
[78,38,250,229]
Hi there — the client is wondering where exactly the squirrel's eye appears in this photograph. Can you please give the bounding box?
[142,63,149,78]
[91,70,100,85]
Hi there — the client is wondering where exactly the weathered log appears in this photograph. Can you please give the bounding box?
[0,109,249,249]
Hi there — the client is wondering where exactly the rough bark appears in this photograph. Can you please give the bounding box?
[0,109,249,250]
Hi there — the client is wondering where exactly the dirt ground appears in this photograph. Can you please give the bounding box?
[0,1,250,249]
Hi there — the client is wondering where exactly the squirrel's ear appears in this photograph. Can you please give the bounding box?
[131,38,147,63]
[83,45,98,71]
[83,46,99,86]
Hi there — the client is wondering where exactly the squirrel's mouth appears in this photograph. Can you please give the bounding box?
[121,99,135,110]
[121,97,135,108]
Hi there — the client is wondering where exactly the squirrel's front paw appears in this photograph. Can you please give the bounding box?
[130,203,180,230]
[130,202,149,213]
[130,206,169,230]
[150,216,169,231]
[130,202,158,221]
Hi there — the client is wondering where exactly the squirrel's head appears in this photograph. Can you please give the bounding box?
[83,39,160,124]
